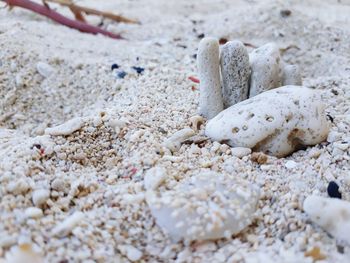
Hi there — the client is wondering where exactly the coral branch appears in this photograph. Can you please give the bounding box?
[45,0,139,24]
[4,0,123,39]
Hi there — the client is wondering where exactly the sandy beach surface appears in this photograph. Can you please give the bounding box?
[1,0,350,262]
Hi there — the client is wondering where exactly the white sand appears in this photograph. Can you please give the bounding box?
[1,0,350,262]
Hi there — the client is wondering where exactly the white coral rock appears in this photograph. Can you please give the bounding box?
[197,37,224,119]
[220,41,250,108]
[304,195,350,244]
[146,172,259,241]
[205,86,330,157]
[249,43,282,97]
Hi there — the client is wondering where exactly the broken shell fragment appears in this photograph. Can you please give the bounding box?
[146,172,259,241]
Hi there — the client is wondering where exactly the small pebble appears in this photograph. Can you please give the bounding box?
[131,66,145,74]
[111,63,119,70]
[117,71,127,79]
[32,189,50,206]
[118,245,143,262]
[231,147,252,158]
[285,160,297,169]
[327,181,342,199]
[25,207,43,219]
[36,61,54,78]
[280,9,292,17]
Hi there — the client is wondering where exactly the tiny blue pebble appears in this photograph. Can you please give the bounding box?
[327,181,342,199]
[131,66,145,74]
[117,71,127,79]
[111,64,119,71]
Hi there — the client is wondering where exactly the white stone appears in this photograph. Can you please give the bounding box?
[36,61,54,78]
[25,207,43,219]
[32,189,50,207]
[282,64,302,86]
[334,142,349,151]
[146,172,259,241]
[231,147,252,158]
[45,117,84,136]
[304,195,350,244]
[220,41,250,108]
[197,37,224,119]
[118,245,143,262]
[205,86,330,157]
[52,211,84,237]
[163,128,195,152]
[144,167,167,190]
[249,43,282,97]
[285,160,297,169]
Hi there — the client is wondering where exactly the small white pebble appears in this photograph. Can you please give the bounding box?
[25,207,43,219]
[231,147,252,158]
[285,160,297,169]
[118,245,143,262]
[32,189,50,207]
[36,61,54,78]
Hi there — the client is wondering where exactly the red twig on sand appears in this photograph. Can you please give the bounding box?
[4,0,123,39]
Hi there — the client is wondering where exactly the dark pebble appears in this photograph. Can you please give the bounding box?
[131,66,145,74]
[327,181,342,199]
[31,144,41,150]
[197,33,205,39]
[280,9,292,17]
[117,71,127,79]
[111,63,119,71]
[219,38,228,45]
[326,114,334,123]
